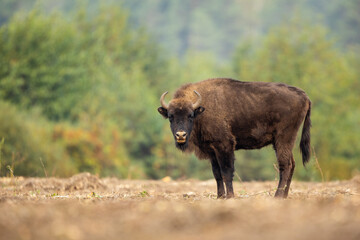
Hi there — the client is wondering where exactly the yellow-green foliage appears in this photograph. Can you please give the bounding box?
[0,6,166,178]
[0,101,74,176]
[0,4,359,180]
[52,123,143,178]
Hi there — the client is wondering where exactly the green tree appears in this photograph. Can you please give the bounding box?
[0,6,169,178]
[0,9,89,120]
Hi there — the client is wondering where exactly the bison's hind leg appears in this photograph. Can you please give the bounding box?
[284,155,295,197]
[274,143,295,198]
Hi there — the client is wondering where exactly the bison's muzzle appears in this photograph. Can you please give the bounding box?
[175,131,187,143]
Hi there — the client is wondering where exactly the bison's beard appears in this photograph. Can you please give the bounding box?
[175,141,189,151]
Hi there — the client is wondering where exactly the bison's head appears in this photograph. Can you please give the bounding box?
[157,91,205,151]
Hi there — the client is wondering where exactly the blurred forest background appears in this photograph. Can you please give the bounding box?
[0,0,359,181]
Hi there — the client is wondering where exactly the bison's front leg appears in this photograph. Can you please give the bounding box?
[222,166,234,199]
[210,157,226,198]
[214,150,235,198]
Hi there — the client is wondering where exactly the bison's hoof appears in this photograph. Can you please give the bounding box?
[226,193,234,199]
[217,194,226,199]
[274,190,287,198]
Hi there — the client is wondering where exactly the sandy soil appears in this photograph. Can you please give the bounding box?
[1,172,360,240]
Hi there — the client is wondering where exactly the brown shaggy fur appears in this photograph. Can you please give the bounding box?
[158,78,311,198]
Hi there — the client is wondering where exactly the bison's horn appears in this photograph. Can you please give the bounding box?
[160,91,169,109]
[192,90,202,109]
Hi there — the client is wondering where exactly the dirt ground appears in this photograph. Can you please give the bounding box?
[1,173,360,240]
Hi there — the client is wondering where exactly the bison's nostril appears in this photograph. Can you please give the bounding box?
[176,131,187,138]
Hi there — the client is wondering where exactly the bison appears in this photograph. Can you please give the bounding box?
[157,78,311,198]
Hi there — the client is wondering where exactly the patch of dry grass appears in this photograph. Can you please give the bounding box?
[0,173,360,240]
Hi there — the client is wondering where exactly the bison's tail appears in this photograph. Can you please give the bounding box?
[300,101,311,166]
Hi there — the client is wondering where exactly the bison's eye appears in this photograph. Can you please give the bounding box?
[169,115,174,122]
[188,114,194,120]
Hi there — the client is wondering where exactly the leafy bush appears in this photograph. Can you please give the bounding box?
[0,101,74,176]
[52,122,144,178]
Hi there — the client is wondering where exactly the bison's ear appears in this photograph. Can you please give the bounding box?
[194,106,205,117]
[158,107,168,118]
